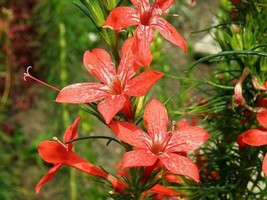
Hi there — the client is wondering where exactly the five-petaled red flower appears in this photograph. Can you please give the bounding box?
[237,109,267,176]
[36,117,124,193]
[104,0,187,66]
[56,38,163,124]
[109,99,209,182]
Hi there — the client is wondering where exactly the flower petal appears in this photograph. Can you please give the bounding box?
[151,17,187,53]
[125,70,163,96]
[262,153,267,177]
[118,37,140,79]
[65,156,109,179]
[155,0,175,12]
[63,117,81,150]
[237,133,247,149]
[56,83,109,104]
[143,99,168,140]
[131,0,150,12]
[109,121,150,148]
[134,25,154,67]
[97,95,126,124]
[39,141,110,178]
[38,141,68,163]
[122,149,158,169]
[160,153,199,182]
[83,49,115,84]
[168,126,209,152]
[256,109,267,128]
[104,6,139,30]
[35,164,62,194]
[242,129,267,146]
[149,184,180,196]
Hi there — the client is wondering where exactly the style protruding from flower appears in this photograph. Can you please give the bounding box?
[238,109,267,176]
[36,117,124,194]
[55,38,163,124]
[104,0,187,66]
[109,99,209,182]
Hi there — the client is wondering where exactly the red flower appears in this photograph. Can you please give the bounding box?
[109,99,209,182]
[104,0,187,66]
[56,39,163,124]
[36,117,124,193]
[239,110,267,176]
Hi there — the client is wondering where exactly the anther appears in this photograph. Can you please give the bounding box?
[171,120,176,132]
[53,136,67,149]
[87,64,94,69]
[162,13,179,17]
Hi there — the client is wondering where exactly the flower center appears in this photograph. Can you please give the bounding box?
[110,76,124,95]
[140,11,151,26]
[149,133,173,156]
[139,2,162,26]
[150,141,164,155]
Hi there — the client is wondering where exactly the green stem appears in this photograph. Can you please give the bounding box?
[59,21,77,200]
[1,9,12,110]
[189,50,267,70]
[70,168,77,200]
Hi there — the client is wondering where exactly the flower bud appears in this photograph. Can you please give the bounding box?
[230,27,243,51]
[260,56,267,72]
[81,0,105,27]
[102,0,117,11]
[133,96,145,120]
[220,0,232,11]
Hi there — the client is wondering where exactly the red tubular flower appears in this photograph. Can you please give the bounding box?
[145,184,181,199]
[109,99,209,182]
[36,117,124,193]
[56,38,163,124]
[240,109,267,176]
[104,0,187,66]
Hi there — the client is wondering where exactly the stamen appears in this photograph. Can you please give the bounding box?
[53,136,67,149]
[159,151,170,158]
[166,120,176,136]
[171,120,176,133]
[23,66,60,92]
[162,13,179,17]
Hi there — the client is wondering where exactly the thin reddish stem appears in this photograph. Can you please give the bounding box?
[23,66,60,92]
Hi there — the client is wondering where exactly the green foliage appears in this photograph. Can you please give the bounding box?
[31,1,107,199]
[0,127,41,200]
[170,0,267,199]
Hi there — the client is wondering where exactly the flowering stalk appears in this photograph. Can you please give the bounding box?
[28,0,212,199]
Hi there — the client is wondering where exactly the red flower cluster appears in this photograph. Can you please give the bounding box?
[104,0,187,66]
[56,38,163,124]
[110,99,209,182]
[33,1,209,198]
